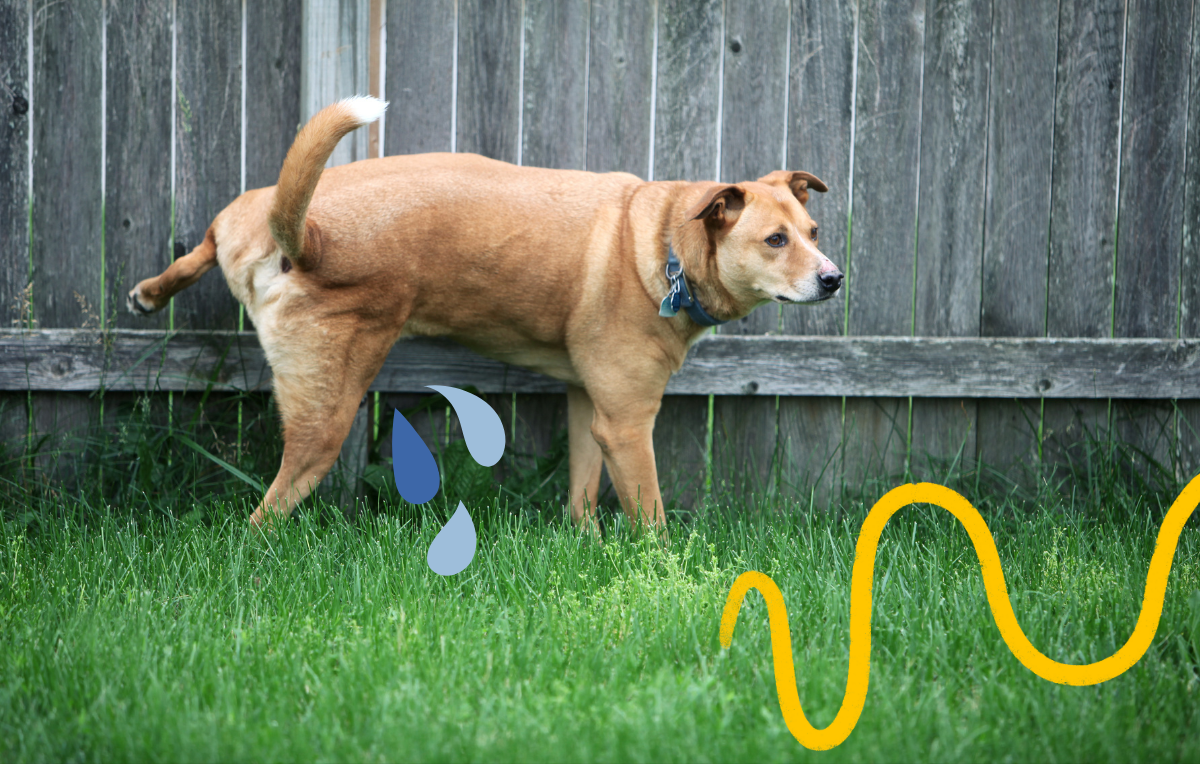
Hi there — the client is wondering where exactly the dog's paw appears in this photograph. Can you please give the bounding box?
[126,287,155,316]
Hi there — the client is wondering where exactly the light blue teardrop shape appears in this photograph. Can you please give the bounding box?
[392,408,440,504]
[427,385,506,466]
[427,501,476,576]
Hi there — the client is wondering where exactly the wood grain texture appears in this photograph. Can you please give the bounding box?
[31,0,102,330]
[30,0,104,484]
[1181,1,1200,481]
[586,0,655,176]
[379,0,458,470]
[1042,0,1125,480]
[516,0,590,512]
[174,0,243,331]
[910,0,991,481]
[521,0,589,170]
[842,0,925,488]
[246,0,303,189]
[10,331,1200,398]
[1112,0,1194,485]
[456,0,522,162]
[302,0,370,165]
[976,0,1058,480]
[777,0,856,505]
[713,0,790,501]
[107,0,172,332]
[653,0,723,182]
[0,0,29,451]
[384,0,455,155]
[651,0,724,509]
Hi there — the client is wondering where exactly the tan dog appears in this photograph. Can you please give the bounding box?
[128,97,843,530]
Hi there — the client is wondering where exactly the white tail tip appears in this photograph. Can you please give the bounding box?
[340,95,388,126]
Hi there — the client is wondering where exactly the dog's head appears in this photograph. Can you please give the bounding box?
[678,170,843,311]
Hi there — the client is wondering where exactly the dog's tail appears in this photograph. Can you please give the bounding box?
[269,96,387,270]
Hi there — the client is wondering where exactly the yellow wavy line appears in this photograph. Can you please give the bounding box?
[719,478,1200,751]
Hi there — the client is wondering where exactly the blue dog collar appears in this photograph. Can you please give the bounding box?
[658,246,728,327]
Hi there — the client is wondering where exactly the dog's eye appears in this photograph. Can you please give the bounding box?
[765,233,788,248]
[811,227,819,241]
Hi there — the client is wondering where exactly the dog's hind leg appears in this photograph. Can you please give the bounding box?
[127,227,219,315]
[567,385,603,533]
[248,327,395,526]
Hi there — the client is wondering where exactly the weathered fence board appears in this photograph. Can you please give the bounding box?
[247,0,303,191]
[1042,0,1125,477]
[586,0,655,176]
[106,0,172,333]
[385,0,455,155]
[976,0,1058,481]
[1181,6,1200,478]
[1111,0,1194,479]
[10,331,1200,400]
[842,0,924,489]
[777,0,856,502]
[651,0,724,508]
[302,0,370,164]
[0,0,29,449]
[712,0,790,502]
[30,0,104,478]
[506,0,589,492]
[174,1,242,331]
[456,0,521,162]
[909,0,991,481]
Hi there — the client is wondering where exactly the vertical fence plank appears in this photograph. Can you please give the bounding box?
[586,0,655,506]
[1111,0,1193,487]
[385,0,455,155]
[174,1,242,332]
[510,0,588,507]
[777,0,856,506]
[0,0,30,451]
[244,0,302,496]
[652,0,723,510]
[841,0,924,495]
[1042,0,1124,483]
[102,0,174,478]
[378,0,457,503]
[457,0,523,495]
[976,0,1057,485]
[586,0,654,176]
[247,0,302,190]
[30,0,104,481]
[910,0,991,483]
[107,0,172,333]
[457,0,521,163]
[302,0,370,165]
[712,0,789,504]
[1180,0,1200,481]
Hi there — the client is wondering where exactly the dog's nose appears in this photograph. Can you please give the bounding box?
[819,271,844,292]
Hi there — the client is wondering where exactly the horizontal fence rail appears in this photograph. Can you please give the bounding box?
[3,329,1198,400]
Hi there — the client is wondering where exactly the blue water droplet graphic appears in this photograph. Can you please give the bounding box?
[427,501,476,576]
[427,385,506,466]
[392,408,440,504]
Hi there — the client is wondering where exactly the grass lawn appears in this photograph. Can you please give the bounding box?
[2,484,1199,762]
[1,396,1199,762]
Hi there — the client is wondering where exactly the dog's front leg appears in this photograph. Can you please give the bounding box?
[586,386,667,532]
[567,385,603,533]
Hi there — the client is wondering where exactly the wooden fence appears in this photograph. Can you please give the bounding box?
[1,0,1198,506]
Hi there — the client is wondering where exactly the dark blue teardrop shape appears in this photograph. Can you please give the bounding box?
[392,408,440,504]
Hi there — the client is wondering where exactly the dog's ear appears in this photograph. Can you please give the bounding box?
[685,184,747,229]
[756,170,828,205]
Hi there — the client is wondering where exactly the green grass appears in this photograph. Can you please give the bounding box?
[1,395,1199,762]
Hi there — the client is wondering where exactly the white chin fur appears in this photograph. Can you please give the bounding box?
[340,95,388,126]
